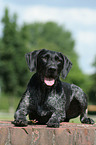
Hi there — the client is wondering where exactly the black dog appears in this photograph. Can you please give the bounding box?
[13,49,94,127]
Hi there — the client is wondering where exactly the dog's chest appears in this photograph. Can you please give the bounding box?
[45,90,65,111]
[36,90,65,116]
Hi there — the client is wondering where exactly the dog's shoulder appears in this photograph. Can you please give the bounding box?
[27,73,39,88]
[61,81,71,90]
[61,81,72,96]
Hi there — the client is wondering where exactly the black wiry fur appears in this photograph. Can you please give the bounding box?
[12,49,94,127]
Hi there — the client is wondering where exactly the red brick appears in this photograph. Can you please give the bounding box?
[33,128,55,145]
[0,127,8,145]
[0,121,96,145]
[73,128,95,145]
[54,128,74,145]
[9,127,33,145]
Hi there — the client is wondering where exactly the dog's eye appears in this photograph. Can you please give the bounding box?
[42,57,47,62]
[55,56,62,63]
[42,56,48,62]
[42,55,49,62]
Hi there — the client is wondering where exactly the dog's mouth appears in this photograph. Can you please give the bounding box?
[44,77,55,86]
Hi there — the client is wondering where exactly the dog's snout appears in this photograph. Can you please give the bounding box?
[48,67,56,74]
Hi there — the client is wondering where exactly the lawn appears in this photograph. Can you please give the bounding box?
[0,112,14,121]
[0,112,96,124]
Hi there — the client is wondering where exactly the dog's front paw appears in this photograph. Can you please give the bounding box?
[47,118,60,128]
[81,118,95,125]
[12,120,28,127]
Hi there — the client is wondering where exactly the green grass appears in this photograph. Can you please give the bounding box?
[0,93,20,112]
[70,115,96,123]
[0,112,14,121]
[0,113,96,124]
[70,117,81,123]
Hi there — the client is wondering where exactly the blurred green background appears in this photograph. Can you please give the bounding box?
[0,8,96,122]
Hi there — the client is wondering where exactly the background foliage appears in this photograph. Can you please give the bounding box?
[0,8,96,112]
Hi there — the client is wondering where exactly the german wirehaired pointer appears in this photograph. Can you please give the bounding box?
[12,49,94,127]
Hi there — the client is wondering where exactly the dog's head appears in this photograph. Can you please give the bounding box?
[25,49,72,86]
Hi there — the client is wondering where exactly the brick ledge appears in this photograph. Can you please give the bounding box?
[0,121,96,145]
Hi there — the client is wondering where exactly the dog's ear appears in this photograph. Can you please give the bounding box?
[25,50,40,72]
[61,54,72,79]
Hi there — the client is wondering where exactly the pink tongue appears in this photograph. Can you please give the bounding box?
[44,78,55,86]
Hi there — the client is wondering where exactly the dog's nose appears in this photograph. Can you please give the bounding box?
[48,67,56,74]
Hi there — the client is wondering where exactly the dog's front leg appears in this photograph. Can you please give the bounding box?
[47,110,66,128]
[12,90,30,126]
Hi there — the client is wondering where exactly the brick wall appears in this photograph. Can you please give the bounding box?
[0,121,96,145]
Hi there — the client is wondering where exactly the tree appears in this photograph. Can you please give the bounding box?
[0,8,30,95]
[0,8,89,96]
[0,8,17,93]
[88,56,96,104]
